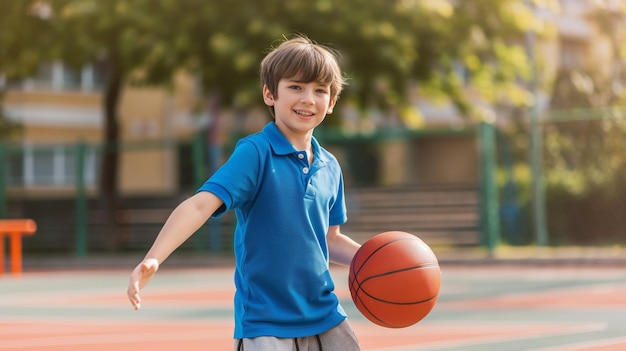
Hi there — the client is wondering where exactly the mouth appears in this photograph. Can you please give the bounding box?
[294,109,315,117]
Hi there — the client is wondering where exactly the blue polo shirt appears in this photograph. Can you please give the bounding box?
[197,122,348,338]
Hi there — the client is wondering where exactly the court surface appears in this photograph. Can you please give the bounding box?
[2,262,626,351]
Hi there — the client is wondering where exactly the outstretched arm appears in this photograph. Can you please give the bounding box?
[127,191,223,310]
[327,225,361,267]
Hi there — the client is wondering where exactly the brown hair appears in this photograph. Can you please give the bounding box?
[260,36,346,116]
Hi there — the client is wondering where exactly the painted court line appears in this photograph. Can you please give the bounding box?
[3,266,626,350]
[527,336,626,351]
[1,331,214,349]
[0,321,233,349]
[355,322,608,351]
[443,283,626,310]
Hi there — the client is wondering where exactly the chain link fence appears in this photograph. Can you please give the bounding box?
[543,109,626,245]
[7,109,625,256]
[498,108,626,246]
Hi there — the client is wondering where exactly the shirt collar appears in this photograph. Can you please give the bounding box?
[262,122,329,166]
[310,135,329,164]
[263,122,294,155]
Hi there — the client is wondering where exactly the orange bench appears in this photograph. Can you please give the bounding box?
[0,219,37,276]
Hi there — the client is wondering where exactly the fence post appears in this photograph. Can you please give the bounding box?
[478,122,500,252]
[192,131,206,190]
[74,141,88,258]
[0,143,7,219]
[530,111,548,246]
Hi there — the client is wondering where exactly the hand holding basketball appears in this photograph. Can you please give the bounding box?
[348,231,441,328]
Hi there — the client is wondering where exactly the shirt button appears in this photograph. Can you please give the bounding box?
[302,167,309,174]
[298,153,305,159]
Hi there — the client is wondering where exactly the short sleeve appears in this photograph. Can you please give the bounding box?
[328,167,347,226]
[196,140,261,217]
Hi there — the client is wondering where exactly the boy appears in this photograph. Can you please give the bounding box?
[127,35,362,351]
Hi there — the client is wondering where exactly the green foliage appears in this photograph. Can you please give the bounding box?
[0,1,55,78]
[497,163,532,203]
[0,0,543,119]
[543,114,626,193]
[498,111,626,244]
[551,3,626,109]
[0,91,21,138]
[0,1,53,138]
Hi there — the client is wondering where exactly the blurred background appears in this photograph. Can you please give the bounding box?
[1,0,626,259]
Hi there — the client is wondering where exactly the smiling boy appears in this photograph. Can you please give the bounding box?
[127,35,362,351]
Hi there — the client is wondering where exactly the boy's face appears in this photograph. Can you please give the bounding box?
[263,78,337,136]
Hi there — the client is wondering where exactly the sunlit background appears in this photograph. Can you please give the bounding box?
[1,0,626,256]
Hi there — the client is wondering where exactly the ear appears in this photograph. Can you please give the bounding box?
[262,85,275,106]
[327,96,338,114]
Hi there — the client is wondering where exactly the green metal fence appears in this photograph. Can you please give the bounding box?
[498,107,626,246]
[1,122,503,257]
[0,133,228,256]
[317,122,499,250]
[542,108,626,245]
[5,108,624,254]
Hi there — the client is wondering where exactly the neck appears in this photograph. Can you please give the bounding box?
[291,139,311,152]
[272,120,313,152]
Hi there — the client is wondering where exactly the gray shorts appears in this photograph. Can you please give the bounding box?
[234,320,360,351]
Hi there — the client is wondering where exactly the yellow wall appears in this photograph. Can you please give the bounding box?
[118,87,178,194]
[5,91,102,143]
[5,90,101,108]
[5,82,192,195]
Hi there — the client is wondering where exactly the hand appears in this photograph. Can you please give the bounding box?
[127,258,159,310]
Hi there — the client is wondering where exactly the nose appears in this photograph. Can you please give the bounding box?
[300,89,315,105]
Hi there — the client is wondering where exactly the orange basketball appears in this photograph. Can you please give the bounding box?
[348,231,441,328]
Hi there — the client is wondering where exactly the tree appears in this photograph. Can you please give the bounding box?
[0,1,55,138]
[545,2,626,184]
[0,0,185,248]
[550,1,626,109]
[163,0,538,122]
[1,0,542,248]
[540,2,626,244]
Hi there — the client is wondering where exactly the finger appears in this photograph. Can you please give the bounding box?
[127,280,141,309]
[128,264,144,309]
[128,289,140,310]
[132,294,141,310]
[127,290,137,308]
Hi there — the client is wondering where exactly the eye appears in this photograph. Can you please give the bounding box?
[288,84,302,90]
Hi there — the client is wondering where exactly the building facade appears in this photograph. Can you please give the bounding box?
[2,0,622,196]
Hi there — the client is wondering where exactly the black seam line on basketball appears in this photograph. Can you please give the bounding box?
[351,237,435,298]
[352,237,418,282]
[355,292,409,328]
[359,263,439,284]
[350,262,438,301]
[359,291,438,305]
[353,294,397,328]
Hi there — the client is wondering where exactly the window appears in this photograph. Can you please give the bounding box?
[15,61,108,92]
[7,144,99,188]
